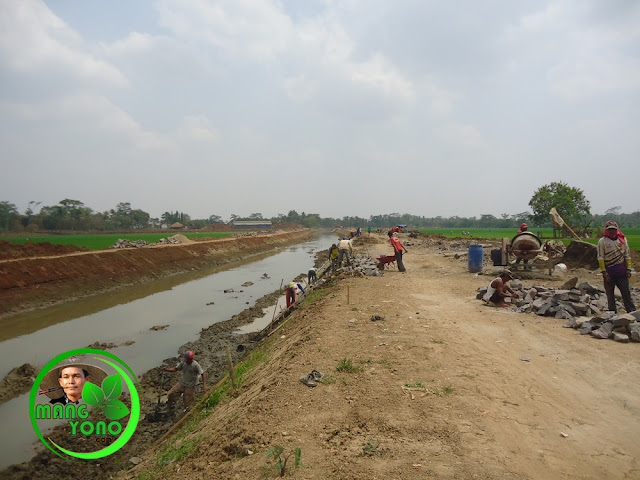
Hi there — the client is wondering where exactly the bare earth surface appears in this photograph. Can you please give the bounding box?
[121,233,640,480]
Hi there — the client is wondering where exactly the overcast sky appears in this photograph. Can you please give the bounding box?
[1,0,638,221]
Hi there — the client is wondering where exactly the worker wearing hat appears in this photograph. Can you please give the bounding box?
[483,269,519,307]
[162,350,206,410]
[597,220,636,313]
[39,357,108,405]
[517,223,528,234]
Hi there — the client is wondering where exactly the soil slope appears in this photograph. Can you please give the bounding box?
[119,234,640,480]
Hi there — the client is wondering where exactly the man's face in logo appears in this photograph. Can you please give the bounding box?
[58,366,88,402]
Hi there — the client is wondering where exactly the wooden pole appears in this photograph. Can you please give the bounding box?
[225,346,237,391]
[271,279,284,324]
[347,285,350,304]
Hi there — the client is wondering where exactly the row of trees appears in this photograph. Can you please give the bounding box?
[1,183,638,233]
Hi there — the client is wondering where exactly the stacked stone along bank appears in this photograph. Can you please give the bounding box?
[477,279,640,343]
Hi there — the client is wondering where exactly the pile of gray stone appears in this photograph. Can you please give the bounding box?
[477,278,640,342]
[338,254,383,277]
[110,237,180,249]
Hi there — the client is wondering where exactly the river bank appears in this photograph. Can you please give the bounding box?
[0,232,328,479]
[0,228,314,318]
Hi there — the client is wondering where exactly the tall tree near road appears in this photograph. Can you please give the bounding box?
[528,181,591,227]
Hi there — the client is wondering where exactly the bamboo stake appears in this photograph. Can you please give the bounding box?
[225,346,237,391]
[271,279,284,324]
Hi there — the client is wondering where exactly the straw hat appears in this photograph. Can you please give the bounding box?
[39,356,109,400]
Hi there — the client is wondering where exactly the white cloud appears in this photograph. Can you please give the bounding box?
[155,0,293,61]
[0,0,127,87]
[176,115,219,142]
[434,123,488,150]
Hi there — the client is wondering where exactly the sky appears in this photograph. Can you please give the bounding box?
[1,0,639,221]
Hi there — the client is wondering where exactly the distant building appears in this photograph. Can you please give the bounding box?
[231,220,272,229]
[170,222,185,230]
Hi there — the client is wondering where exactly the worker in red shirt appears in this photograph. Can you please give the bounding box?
[388,231,408,272]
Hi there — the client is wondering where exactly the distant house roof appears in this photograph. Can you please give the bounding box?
[231,220,272,228]
[170,222,184,229]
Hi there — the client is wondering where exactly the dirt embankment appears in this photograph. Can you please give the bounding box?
[0,230,314,318]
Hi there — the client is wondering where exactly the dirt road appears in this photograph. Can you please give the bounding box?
[123,233,640,480]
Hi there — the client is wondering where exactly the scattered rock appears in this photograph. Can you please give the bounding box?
[150,325,169,331]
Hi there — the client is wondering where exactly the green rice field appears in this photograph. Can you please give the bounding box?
[0,232,232,250]
[416,228,640,251]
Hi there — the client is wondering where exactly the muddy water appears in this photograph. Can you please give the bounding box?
[0,235,333,470]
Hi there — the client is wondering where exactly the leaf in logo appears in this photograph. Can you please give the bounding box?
[102,374,122,400]
[101,399,131,420]
[82,382,105,407]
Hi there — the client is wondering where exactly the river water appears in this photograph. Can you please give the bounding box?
[0,234,334,470]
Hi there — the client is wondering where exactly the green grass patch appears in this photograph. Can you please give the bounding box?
[434,385,456,397]
[235,350,268,388]
[404,382,426,388]
[158,436,203,467]
[0,232,232,250]
[336,357,363,373]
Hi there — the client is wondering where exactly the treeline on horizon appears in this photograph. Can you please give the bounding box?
[1,199,639,233]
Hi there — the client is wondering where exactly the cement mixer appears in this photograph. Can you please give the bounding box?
[491,232,543,271]
[491,231,564,274]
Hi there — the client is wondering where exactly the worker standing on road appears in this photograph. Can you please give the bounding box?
[388,231,408,272]
[338,237,353,267]
[597,220,636,313]
[162,351,206,411]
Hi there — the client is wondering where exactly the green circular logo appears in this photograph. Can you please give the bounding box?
[30,348,141,460]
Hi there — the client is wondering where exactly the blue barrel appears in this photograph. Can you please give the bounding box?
[468,245,483,273]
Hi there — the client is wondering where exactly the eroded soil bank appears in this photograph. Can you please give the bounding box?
[0,229,314,318]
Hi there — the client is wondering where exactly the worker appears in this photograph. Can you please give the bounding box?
[388,231,408,272]
[329,244,339,270]
[308,267,317,284]
[338,237,353,267]
[515,223,530,269]
[597,220,636,313]
[367,225,371,235]
[286,281,297,308]
[162,350,206,410]
[483,270,519,307]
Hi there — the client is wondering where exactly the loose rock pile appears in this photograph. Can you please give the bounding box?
[110,237,182,248]
[477,279,640,342]
[338,254,384,277]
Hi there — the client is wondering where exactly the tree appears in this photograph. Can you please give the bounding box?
[0,201,18,231]
[528,181,591,227]
[208,214,222,224]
